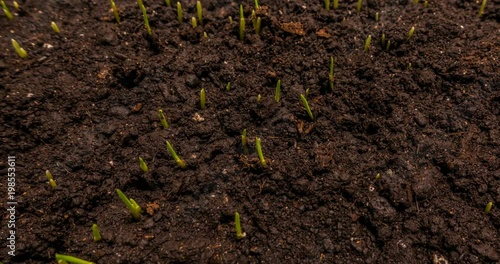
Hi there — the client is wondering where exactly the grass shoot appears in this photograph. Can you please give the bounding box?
[485,201,492,214]
[257,94,261,102]
[364,35,371,52]
[138,2,152,36]
[239,4,245,41]
[305,88,310,98]
[191,17,197,28]
[413,0,419,4]
[357,0,362,13]
[1,0,13,20]
[51,22,60,33]
[110,0,120,23]
[275,79,281,103]
[255,137,267,167]
[200,88,206,109]
[11,39,27,59]
[381,33,386,47]
[177,1,183,23]
[478,0,487,17]
[375,12,379,22]
[255,17,261,35]
[386,40,391,51]
[196,1,202,26]
[407,26,415,41]
[165,0,171,7]
[166,141,187,169]
[424,0,428,8]
[226,82,231,91]
[203,31,208,38]
[333,0,338,9]
[235,212,246,239]
[116,189,142,220]
[329,56,334,90]
[254,0,259,10]
[46,170,57,189]
[139,157,149,172]
[158,109,169,129]
[92,224,102,242]
[300,94,314,120]
[13,1,19,10]
[55,254,94,264]
[228,16,233,23]
[325,0,330,11]
[241,129,248,154]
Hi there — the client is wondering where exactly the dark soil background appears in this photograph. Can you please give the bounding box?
[1,0,499,263]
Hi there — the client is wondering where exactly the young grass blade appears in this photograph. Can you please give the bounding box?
[329,56,334,90]
[200,88,206,109]
[485,201,493,214]
[116,189,142,220]
[357,0,362,13]
[1,0,13,20]
[226,82,231,91]
[239,5,245,41]
[92,224,102,242]
[177,2,183,23]
[364,35,371,52]
[55,253,95,264]
[255,137,266,167]
[51,22,60,33]
[166,141,187,169]
[196,1,203,26]
[110,0,120,23]
[241,129,249,154]
[11,39,27,59]
[300,94,314,120]
[325,0,330,11]
[275,79,281,103]
[139,157,149,172]
[407,26,415,41]
[158,109,169,129]
[235,212,246,239]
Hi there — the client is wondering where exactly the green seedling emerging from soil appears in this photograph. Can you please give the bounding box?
[254,0,259,9]
[381,33,386,47]
[200,88,206,109]
[165,0,171,7]
[158,109,169,129]
[357,0,362,13]
[226,82,231,91]
[11,39,27,59]
[407,26,415,41]
[116,189,142,220]
[203,31,208,38]
[364,35,371,51]
[177,2,183,23]
[325,0,330,11]
[413,0,419,4]
[110,0,120,24]
[375,12,379,22]
[333,0,338,9]
[55,253,95,264]
[257,94,261,102]
[191,17,197,28]
[45,170,57,188]
[235,212,246,239]
[485,201,492,214]
[329,56,334,90]
[300,94,314,120]
[13,1,19,10]
[275,79,281,103]
[138,1,152,36]
[478,0,487,17]
[1,0,13,20]
[139,157,149,172]
[239,4,245,41]
[166,141,187,169]
[92,224,102,242]
[255,137,267,167]
[196,1,202,26]
[241,129,249,154]
[424,0,428,8]
[386,40,391,51]
[51,22,60,33]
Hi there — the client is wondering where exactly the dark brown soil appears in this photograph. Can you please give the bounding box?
[1,0,499,263]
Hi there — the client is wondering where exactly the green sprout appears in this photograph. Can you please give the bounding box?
[424,0,428,8]
[325,0,330,11]
[375,12,379,22]
[177,1,183,23]
[46,170,57,189]
[364,35,371,52]
[158,109,169,129]
[305,88,310,98]
[139,157,149,172]
[203,31,208,38]
[254,0,259,9]
[11,39,27,59]
[166,141,187,169]
[239,4,245,41]
[235,212,246,239]
[58,260,69,264]
[381,33,386,47]
[51,21,60,33]
[375,173,381,180]
[333,0,338,9]
[275,79,281,103]
[13,1,18,10]
[251,10,256,28]
[109,0,120,23]
[329,56,334,90]
[91,224,102,242]
[55,253,95,264]
[478,0,487,17]
[165,0,171,7]
[1,0,13,20]
[257,94,261,102]
[226,82,231,91]
[357,0,362,13]
[413,0,419,4]
[116,189,142,220]
[191,17,197,28]
[300,94,314,120]
[241,129,248,154]
[407,26,415,41]
[196,1,202,26]
[228,16,233,23]
[485,201,493,214]
[255,17,261,35]
[200,88,206,109]
[255,137,266,167]
[138,2,152,36]
[386,40,391,51]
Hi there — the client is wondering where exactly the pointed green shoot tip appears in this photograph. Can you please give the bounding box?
[329,56,334,90]
[254,0,259,9]
[165,0,171,7]
[485,201,493,214]
[11,39,28,59]
[300,94,314,120]
[407,26,415,41]
[158,109,169,129]
[191,17,197,28]
[257,94,261,102]
[110,0,120,23]
[51,21,60,33]
[275,79,281,103]
[325,0,330,11]
[46,170,53,181]
[55,254,95,264]
[140,4,152,36]
[139,157,149,172]
[92,224,102,242]
[235,212,246,239]
[364,35,371,52]
[226,82,231,91]
[200,88,206,109]
[166,141,187,169]
[1,0,13,20]
[196,1,203,26]
[177,2,183,23]
[116,189,142,220]
[357,0,362,13]
[255,137,266,167]
[333,0,338,9]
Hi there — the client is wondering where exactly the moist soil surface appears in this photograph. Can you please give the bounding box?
[1,0,499,263]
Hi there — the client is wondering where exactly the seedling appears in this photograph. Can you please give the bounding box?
[275,79,281,103]
[424,0,428,8]
[325,0,330,11]
[191,17,197,28]
[110,0,120,23]
[91,224,102,242]
[177,2,183,23]
[200,88,206,109]
[116,188,142,220]
[364,35,371,51]
[305,88,310,98]
[235,212,246,239]
[203,31,208,38]
[407,26,415,41]
[257,94,261,102]
[196,1,202,26]
[386,40,391,51]
[55,253,95,264]
[333,0,338,9]
[255,17,261,35]
[329,56,334,90]
[357,0,362,13]
[51,21,60,33]
[139,157,149,172]
[251,10,256,28]
[58,260,69,264]
[138,2,152,36]
[300,94,314,120]
[241,129,248,154]
[228,16,233,23]
[375,12,379,22]
[375,173,381,180]
[1,0,13,20]
[239,5,245,41]
[226,82,231,91]
[478,0,487,17]
[11,39,27,59]
[13,1,19,10]
[166,141,187,169]
[381,33,386,47]
[485,201,493,214]
[255,137,266,167]
[158,109,169,129]
[165,0,171,7]
[413,0,419,4]
[45,170,57,189]
[254,0,259,9]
